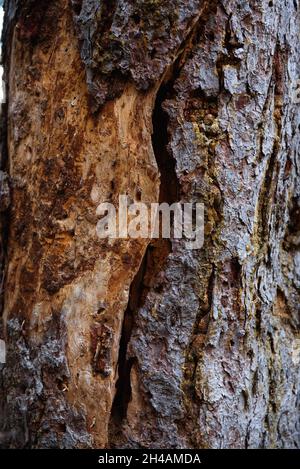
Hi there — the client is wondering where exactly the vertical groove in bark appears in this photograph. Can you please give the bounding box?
[152,83,180,206]
[109,255,147,426]
[109,60,183,446]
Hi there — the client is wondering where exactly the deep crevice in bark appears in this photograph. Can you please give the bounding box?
[256,41,285,250]
[109,253,147,425]
[153,83,180,205]
[109,68,182,443]
[110,5,225,442]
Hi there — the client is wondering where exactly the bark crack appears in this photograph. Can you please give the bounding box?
[255,40,285,254]
[109,254,147,425]
[108,48,186,444]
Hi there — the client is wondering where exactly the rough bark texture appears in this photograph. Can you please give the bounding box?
[0,0,300,449]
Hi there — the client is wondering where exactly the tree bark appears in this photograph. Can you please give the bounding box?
[0,0,300,449]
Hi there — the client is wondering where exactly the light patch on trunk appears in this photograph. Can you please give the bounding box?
[0,339,5,364]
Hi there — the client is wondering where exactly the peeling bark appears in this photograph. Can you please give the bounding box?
[0,0,300,449]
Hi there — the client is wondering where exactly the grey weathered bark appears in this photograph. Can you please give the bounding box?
[0,0,299,449]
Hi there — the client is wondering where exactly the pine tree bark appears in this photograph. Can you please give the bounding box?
[0,0,299,449]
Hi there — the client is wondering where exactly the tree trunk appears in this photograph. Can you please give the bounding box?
[0,0,299,449]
